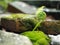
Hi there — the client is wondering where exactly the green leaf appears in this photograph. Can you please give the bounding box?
[0,0,14,9]
[36,11,46,21]
[36,6,46,21]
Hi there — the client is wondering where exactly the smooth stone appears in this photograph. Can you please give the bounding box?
[49,35,60,45]
[0,30,32,45]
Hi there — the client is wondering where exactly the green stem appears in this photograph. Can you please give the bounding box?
[33,20,42,31]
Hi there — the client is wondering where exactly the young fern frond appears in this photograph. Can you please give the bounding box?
[33,6,46,31]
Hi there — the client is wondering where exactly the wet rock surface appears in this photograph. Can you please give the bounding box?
[0,30,32,45]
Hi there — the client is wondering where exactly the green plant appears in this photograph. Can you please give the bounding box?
[0,0,13,9]
[33,6,46,31]
[21,6,50,45]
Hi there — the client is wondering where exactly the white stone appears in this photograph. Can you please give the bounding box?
[0,30,32,45]
[49,35,60,45]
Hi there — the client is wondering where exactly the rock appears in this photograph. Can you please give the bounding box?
[1,14,36,33]
[0,30,32,45]
[8,1,36,14]
[49,35,60,45]
[40,20,60,34]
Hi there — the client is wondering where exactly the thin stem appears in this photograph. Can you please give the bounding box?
[33,20,42,31]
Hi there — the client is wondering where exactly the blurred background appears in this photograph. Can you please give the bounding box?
[0,0,60,20]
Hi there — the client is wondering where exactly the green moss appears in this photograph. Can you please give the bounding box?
[21,31,50,45]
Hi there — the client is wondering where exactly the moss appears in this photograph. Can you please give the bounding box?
[21,31,50,45]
